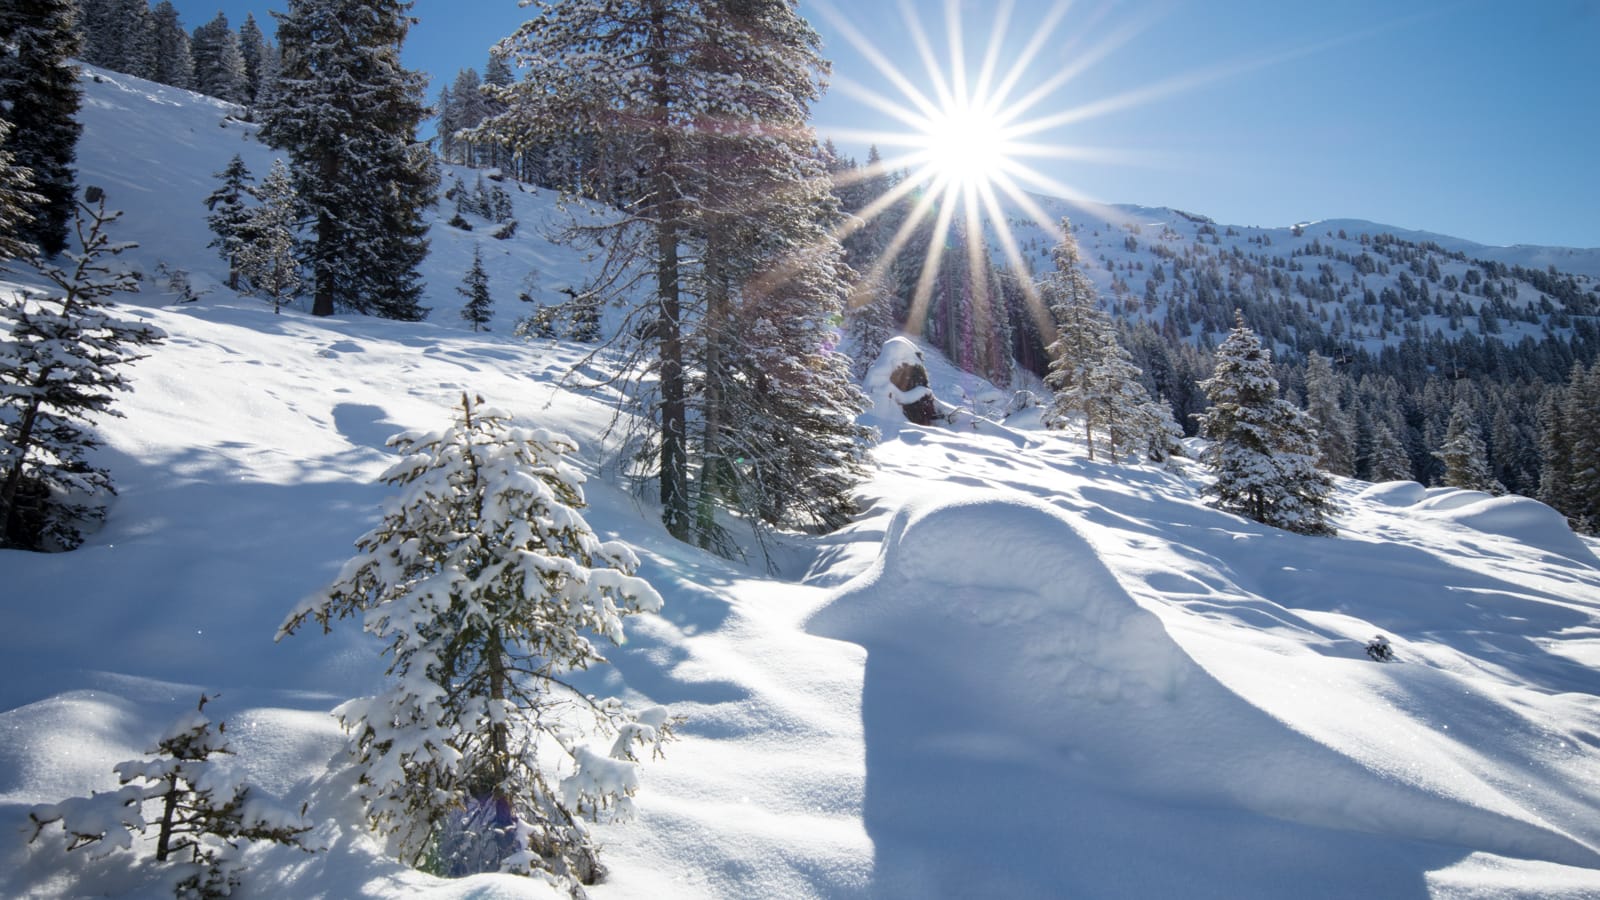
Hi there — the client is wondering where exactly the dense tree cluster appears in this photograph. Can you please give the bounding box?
[77,1,277,110]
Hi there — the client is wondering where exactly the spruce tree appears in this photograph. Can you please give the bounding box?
[477,0,782,541]
[1303,351,1356,476]
[0,117,39,262]
[237,13,269,107]
[1434,400,1502,493]
[148,2,194,90]
[190,13,247,104]
[1042,220,1173,462]
[1197,312,1336,536]
[0,190,165,549]
[203,154,256,291]
[278,393,672,886]
[458,246,492,331]
[261,0,433,320]
[1560,362,1600,530]
[236,159,300,313]
[29,695,311,899]
[0,0,81,257]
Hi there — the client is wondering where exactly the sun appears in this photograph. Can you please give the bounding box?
[916,99,1018,189]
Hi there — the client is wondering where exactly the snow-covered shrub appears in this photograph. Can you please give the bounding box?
[278,393,674,890]
[26,694,313,899]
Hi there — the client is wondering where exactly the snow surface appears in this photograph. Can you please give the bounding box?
[5,65,1600,899]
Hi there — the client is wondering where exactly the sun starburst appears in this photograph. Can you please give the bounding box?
[813,0,1153,352]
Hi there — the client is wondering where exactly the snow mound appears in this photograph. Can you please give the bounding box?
[1357,479,1428,506]
[811,490,1186,706]
[1358,484,1595,562]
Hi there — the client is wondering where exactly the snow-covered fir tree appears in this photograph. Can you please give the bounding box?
[27,694,312,900]
[236,13,269,107]
[0,0,81,257]
[190,13,246,104]
[235,159,299,313]
[0,190,164,550]
[478,0,869,548]
[278,393,672,889]
[1434,399,1503,494]
[0,117,40,262]
[261,0,433,320]
[1368,421,1414,483]
[458,245,492,331]
[79,0,154,79]
[677,0,872,554]
[1196,311,1336,536]
[148,2,194,90]
[203,154,255,291]
[1557,361,1600,530]
[1303,351,1356,476]
[1041,220,1174,462]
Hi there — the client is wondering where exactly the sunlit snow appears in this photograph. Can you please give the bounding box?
[4,65,1600,899]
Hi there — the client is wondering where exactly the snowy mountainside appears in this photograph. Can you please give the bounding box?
[986,192,1600,358]
[3,65,1600,899]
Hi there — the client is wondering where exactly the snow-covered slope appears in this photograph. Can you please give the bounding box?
[4,66,1600,899]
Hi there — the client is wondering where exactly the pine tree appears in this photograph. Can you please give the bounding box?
[261,0,434,320]
[1368,421,1414,483]
[1560,362,1600,530]
[0,0,81,257]
[190,13,247,104]
[148,2,194,90]
[1197,312,1336,535]
[1303,351,1356,476]
[79,0,153,78]
[477,0,806,542]
[236,159,300,313]
[237,13,269,107]
[278,393,672,886]
[1434,399,1502,493]
[458,246,492,331]
[0,190,165,549]
[203,154,256,291]
[0,117,40,262]
[28,694,312,900]
[1042,219,1171,462]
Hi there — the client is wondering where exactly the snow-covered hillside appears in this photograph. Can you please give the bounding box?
[5,66,1600,899]
[982,193,1600,358]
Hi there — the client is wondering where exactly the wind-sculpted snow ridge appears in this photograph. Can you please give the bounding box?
[807,426,1600,898]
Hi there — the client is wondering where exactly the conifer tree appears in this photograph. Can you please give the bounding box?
[278,393,672,887]
[0,117,39,262]
[0,0,82,257]
[1368,421,1414,483]
[478,0,866,545]
[0,190,165,550]
[458,246,492,331]
[148,2,194,90]
[28,694,312,900]
[1434,400,1502,493]
[1197,312,1336,535]
[237,13,269,107]
[1042,220,1171,462]
[1560,362,1600,529]
[236,159,300,313]
[203,154,256,291]
[261,0,433,320]
[1303,351,1356,476]
[190,13,247,104]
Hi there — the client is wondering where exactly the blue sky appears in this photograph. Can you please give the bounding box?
[168,0,1599,248]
